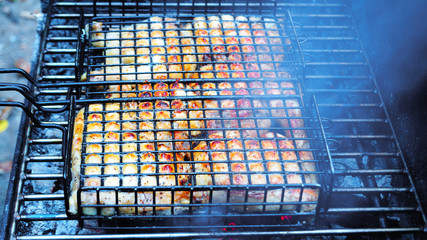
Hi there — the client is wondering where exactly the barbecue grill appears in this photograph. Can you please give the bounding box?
[1,0,426,239]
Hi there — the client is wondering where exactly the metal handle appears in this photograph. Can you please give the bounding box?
[0,68,68,163]
[287,9,306,69]
[0,68,70,113]
[311,94,335,212]
[64,96,76,219]
[0,68,38,87]
[0,100,67,158]
[75,12,86,83]
[0,69,72,220]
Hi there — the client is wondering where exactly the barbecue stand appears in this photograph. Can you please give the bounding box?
[0,0,426,239]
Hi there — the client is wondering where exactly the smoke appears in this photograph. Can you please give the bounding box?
[351,0,427,97]
[351,0,427,209]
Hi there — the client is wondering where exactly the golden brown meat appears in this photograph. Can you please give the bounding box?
[192,141,212,204]
[71,15,319,217]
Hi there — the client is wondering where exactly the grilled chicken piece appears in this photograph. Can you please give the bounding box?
[166,30,184,79]
[223,20,241,62]
[70,99,193,216]
[194,17,212,67]
[247,19,278,78]
[89,23,153,99]
[81,105,103,216]
[137,82,152,98]
[100,153,120,216]
[171,99,191,176]
[188,100,204,137]
[186,82,201,96]
[90,21,105,47]
[198,64,213,80]
[209,140,231,184]
[223,137,249,212]
[192,141,212,204]
[234,80,271,139]
[136,100,157,215]
[171,98,192,212]
[196,36,211,64]
[208,18,227,62]
[72,104,103,215]
[218,82,232,96]
[193,16,207,28]
[170,81,186,97]
[203,96,221,137]
[258,131,285,212]
[154,99,176,214]
[153,82,169,97]
[244,140,267,212]
[215,63,230,79]
[180,24,198,79]
[136,29,151,65]
[218,83,252,138]
[208,138,230,204]
[236,20,261,79]
[207,16,221,28]
[264,81,299,138]
[261,132,318,212]
[235,96,257,138]
[137,152,157,215]
[264,18,286,67]
[220,98,238,130]
[72,16,319,217]
[150,16,163,30]
[118,156,138,215]
[201,80,219,137]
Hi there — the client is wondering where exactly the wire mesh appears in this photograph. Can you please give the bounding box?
[64,13,333,223]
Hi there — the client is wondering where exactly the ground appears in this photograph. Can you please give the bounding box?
[0,0,40,221]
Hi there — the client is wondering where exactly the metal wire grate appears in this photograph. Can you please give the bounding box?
[59,13,333,225]
[1,0,426,239]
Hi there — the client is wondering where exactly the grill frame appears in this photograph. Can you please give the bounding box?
[1,0,426,239]
[64,11,334,226]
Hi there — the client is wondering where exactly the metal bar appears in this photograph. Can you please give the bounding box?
[27,155,63,162]
[306,61,366,65]
[42,63,76,67]
[334,169,405,175]
[22,194,64,201]
[46,37,78,41]
[330,118,386,123]
[307,89,375,93]
[332,187,411,193]
[54,2,347,8]
[44,49,77,53]
[303,49,361,53]
[299,25,354,29]
[305,75,370,79]
[326,207,418,213]
[28,138,62,144]
[292,14,351,18]
[49,25,79,30]
[24,174,63,180]
[2,0,424,238]
[17,214,69,221]
[14,228,424,239]
[331,152,397,158]
[39,75,76,80]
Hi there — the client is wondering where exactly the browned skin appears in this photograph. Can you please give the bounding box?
[70,16,318,216]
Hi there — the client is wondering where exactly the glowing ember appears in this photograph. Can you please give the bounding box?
[223,222,236,232]
[281,215,292,223]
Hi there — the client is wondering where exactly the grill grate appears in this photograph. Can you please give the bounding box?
[1,0,426,239]
[62,12,333,226]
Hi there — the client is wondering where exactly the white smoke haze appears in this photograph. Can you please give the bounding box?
[351,0,427,210]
